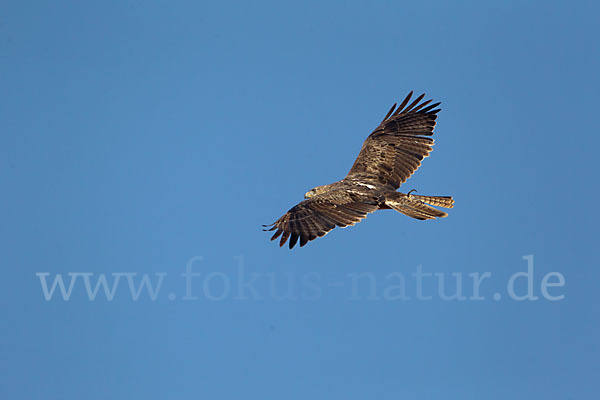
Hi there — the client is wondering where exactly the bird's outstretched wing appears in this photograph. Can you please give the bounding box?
[346,92,441,189]
[262,190,379,249]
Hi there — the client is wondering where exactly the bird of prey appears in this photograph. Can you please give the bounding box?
[263,91,454,249]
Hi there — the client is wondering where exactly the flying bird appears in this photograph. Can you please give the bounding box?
[263,91,454,249]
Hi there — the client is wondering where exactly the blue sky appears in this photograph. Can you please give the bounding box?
[1,1,599,399]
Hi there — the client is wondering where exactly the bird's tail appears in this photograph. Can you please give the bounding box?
[384,192,454,220]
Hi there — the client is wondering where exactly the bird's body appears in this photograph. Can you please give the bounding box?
[264,91,454,249]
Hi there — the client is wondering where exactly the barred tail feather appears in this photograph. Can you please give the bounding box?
[409,194,454,209]
[384,192,453,220]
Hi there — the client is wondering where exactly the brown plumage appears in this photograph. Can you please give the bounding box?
[263,91,454,249]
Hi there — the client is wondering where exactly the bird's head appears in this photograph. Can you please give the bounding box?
[304,185,329,199]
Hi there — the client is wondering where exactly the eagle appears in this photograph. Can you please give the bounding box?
[263,91,454,249]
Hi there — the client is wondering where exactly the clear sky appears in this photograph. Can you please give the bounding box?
[1,1,599,399]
